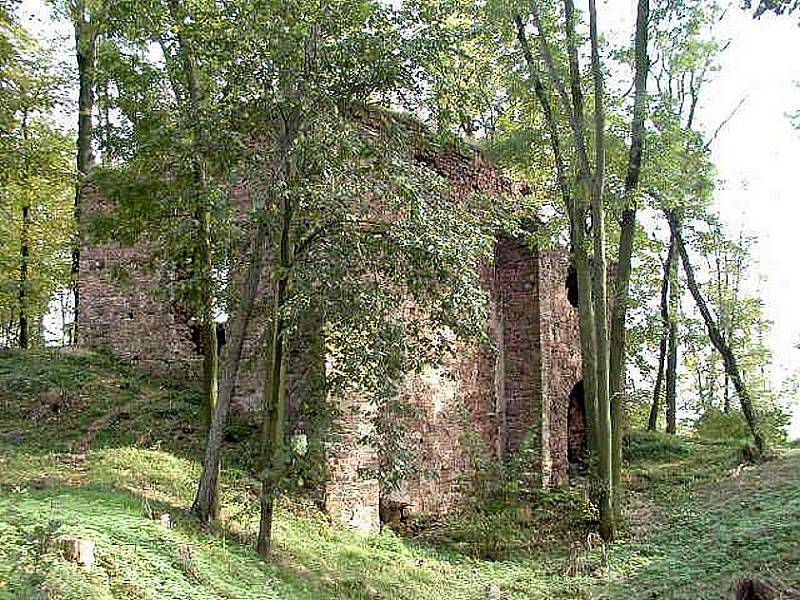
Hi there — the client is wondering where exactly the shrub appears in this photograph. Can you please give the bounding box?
[416,487,595,560]
[624,430,691,462]
[694,406,789,446]
[694,408,750,441]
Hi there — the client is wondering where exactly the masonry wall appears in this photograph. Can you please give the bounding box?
[538,250,583,486]
[78,181,200,380]
[78,130,582,529]
[388,239,581,516]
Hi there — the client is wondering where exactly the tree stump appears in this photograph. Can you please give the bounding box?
[728,577,781,600]
[59,536,95,570]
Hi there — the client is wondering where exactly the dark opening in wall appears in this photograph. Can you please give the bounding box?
[189,324,202,354]
[216,321,226,351]
[566,265,579,308]
[568,380,587,464]
[188,321,227,355]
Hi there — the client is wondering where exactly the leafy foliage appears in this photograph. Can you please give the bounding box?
[0,23,74,348]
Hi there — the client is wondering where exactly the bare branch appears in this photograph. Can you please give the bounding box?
[703,95,747,150]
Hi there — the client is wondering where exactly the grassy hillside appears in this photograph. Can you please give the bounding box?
[1,349,798,599]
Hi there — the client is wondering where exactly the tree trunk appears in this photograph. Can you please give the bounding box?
[648,233,675,431]
[724,373,731,412]
[527,0,613,536]
[18,110,31,349]
[512,12,597,455]
[197,216,219,435]
[167,0,219,434]
[610,0,650,518]
[575,229,599,457]
[587,0,614,541]
[665,309,678,434]
[524,0,617,536]
[192,221,269,522]
[72,0,96,344]
[562,0,600,459]
[665,232,679,434]
[163,1,222,516]
[648,335,666,431]
[723,245,743,413]
[667,211,765,453]
[19,203,30,349]
[256,307,288,558]
[256,272,289,558]
[257,150,294,558]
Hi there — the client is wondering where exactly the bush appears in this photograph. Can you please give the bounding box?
[694,408,750,441]
[694,406,789,446]
[624,430,691,462]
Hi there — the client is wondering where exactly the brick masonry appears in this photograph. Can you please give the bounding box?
[78,130,585,532]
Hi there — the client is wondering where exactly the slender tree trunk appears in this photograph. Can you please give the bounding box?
[19,203,30,349]
[610,0,650,519]
[192,222,269,522]
[256,304,288,558]
[667,211,765,453]
[167,0,219,433]
[562,0,600,458]
[72,0,96,344]
[665,232,679,434]
[512,13,597,455]
[724,373,731,412]
[665,300,678,434]
[648,336,666,431]
[524,0,618,535]
[197,216,219,433]
[714,251,725,408]
[520,2,600,461]
[165,0,222,516]
[648,233,675,431]
[586,0,614,541]
[723,247,743,413]
[18,110,31,349]
[527,0,612,534]
[575,237,599,456]
[257,189,293,558]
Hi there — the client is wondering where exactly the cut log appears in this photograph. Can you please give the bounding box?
[59,536,95,570]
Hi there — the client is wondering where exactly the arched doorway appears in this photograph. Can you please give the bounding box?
[568,380,587,464]
[566,265,578,308]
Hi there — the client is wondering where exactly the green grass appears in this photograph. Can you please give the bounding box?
[1,349,799,599]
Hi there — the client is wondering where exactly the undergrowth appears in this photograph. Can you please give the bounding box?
[0,349,798,599]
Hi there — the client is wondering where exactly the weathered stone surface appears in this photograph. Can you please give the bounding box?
[78,181,200,380]
[78,126,583,529]
[537,250,582,485]
[324,386,381,532]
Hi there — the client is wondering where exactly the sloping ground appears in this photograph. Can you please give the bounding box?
[0,349,207,458]
[0,349,798,599]
[597,447,800,598]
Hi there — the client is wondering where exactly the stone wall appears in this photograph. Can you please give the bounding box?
[389,238,582,516]
[78,181,200,380]
[537,250,583,486]
[78,128,582,531]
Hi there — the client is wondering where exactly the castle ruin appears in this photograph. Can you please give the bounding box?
[78,126,586,532]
